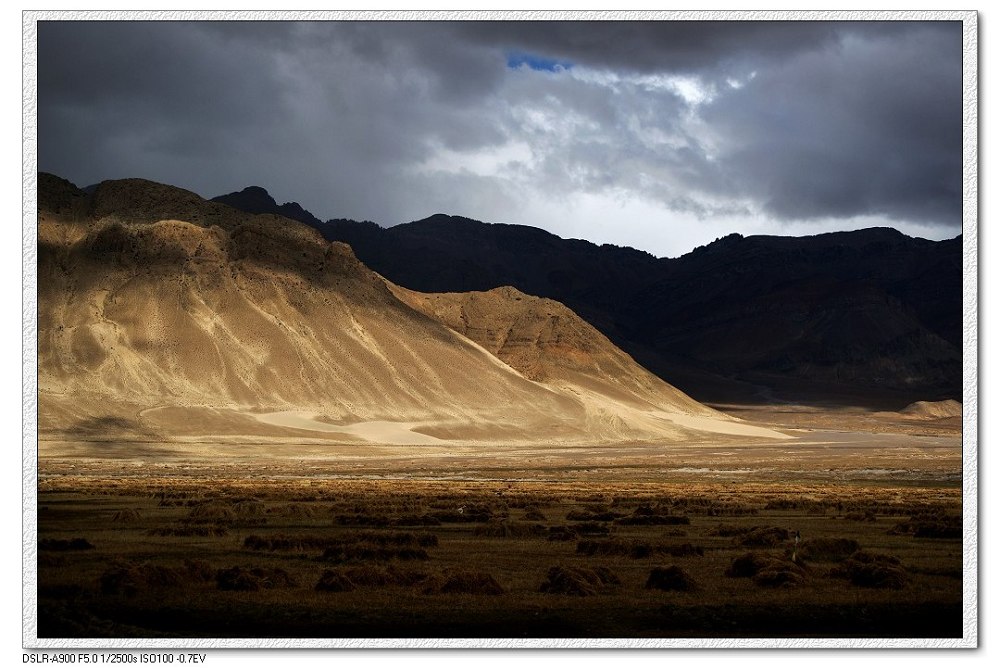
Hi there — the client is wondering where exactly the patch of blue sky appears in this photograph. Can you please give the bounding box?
[506,51,573,73]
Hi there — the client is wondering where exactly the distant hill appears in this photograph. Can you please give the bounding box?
[38,172,771,445]
[208,188,962,406]
[211,186,324,229]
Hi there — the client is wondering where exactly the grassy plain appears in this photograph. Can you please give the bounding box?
[35,411,963,640]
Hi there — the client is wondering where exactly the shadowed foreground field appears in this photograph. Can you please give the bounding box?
[37,473,962,639]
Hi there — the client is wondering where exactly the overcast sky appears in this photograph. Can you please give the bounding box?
[36,19,964,257]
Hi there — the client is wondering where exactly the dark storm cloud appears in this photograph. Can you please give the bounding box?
[701,23,963,225]
[35,19,964,252]
[454,21,928,79]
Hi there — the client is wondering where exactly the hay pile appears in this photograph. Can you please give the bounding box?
[645,566,698,592]
[830,551,908,589]
[726,552,807,588]
[539,566,620,596]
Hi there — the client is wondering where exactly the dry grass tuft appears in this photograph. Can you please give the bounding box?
[216,566,296,591]
[111,509,143,524]
[753,565,807,588]
[577,538,702,559]
[183,501,268,527]
[546,526,579,542]
[710,524,755,537]
[40,538,95,551]
[570,522,611,536]
[422,570,505,595]
[184,502,236,524]
[830,551,908,589]
[242,530,438,553]
[343,565,429,587]
[567,508,624,522]
[348,530,439,547]
[889,515,962,539]
[315,569,356,592]
[268,504,320,519]
[645,565,699,592]
[100,562,186,596]
[726,552,807,587]
[726,552,773,578]
[473,521,547,538]
[614,514,690,526]
[147,526,228,537]
[797,537,861,562]
[335,513,444,527]
[183,559,215,582]
[539,565,620,596]
[735,527,790,547]
[320,544,429,563]
[341,565,395,587]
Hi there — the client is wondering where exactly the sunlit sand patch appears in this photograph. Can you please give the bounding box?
[253,411,446,445]
[653,412,792,439]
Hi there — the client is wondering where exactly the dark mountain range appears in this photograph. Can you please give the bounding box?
[211,186,324,229]
[209,188,963,406]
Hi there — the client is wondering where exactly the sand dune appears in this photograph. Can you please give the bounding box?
[898,399,963,420]
[37,174,786,446]
[253,411,446,445]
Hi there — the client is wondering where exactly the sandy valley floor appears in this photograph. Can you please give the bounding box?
[37,403,961,485]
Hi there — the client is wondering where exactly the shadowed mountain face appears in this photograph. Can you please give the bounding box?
[312,216,962,406]
[211,186,324,229]
[39,173,777,446]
